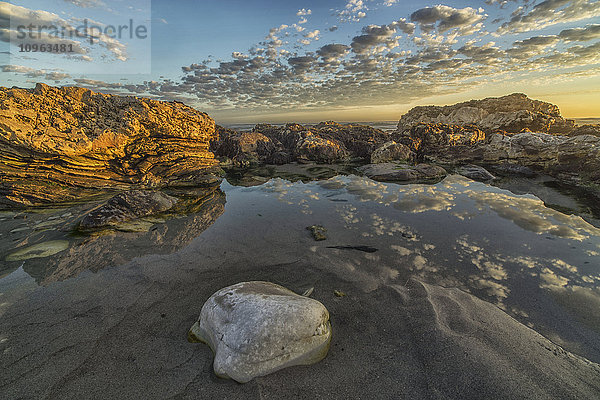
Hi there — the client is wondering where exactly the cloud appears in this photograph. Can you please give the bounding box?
[70,1,599,116]
[496,0,600,35]
[316,43,350,63]
[0,64,71,81]
[296,8,312,16]
[0,2,128,61]
[338,0,368,22]
[558,24,600,42]
[350,23,402,54]
[410,5,486,35]
[63,0,105,8]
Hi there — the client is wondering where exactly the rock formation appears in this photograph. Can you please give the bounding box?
[211,122,390,166]
[0,83,220,207]
[397,93,576,135]
[188,281,332,383]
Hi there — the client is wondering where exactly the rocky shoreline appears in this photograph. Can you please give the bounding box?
[211,93,600,198]
[1,85,600,212]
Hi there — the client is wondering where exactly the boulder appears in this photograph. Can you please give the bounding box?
[79,190,177,230]
[295,134,349,163]
[357,163,447,183]
[188,281,332,383]
[456,165,496,181]
[0,84,219,207]
[370,141,414,163]
[212,128,277,167]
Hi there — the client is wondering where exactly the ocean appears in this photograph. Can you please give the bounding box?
[224,119,599,132]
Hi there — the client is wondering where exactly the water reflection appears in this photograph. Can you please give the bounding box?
[1,172,599,362]
[250,174,600,359]
[1,187,226,285]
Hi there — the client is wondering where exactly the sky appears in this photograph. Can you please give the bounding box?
[0,0,599,124]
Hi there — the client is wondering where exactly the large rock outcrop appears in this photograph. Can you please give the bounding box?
[397,93,576,135]
[0,83,220,207]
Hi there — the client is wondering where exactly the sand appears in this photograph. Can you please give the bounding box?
[1,230,599,399]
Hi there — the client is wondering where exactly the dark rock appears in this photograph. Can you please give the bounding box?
[213,122,390,167]
[326,246,378,253]
[357,163,447,183]
[79,190,178,230]
[456,165,496,181]
[569,124,600,137]
[307,225,327,241]
[393,123,486,161]
[295,135,349,164]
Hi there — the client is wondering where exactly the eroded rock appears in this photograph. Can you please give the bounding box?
[188,281,332,383]
[0,84,219,207]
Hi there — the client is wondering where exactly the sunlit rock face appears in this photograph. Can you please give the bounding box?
[188,281,332,383]
[396,93,576,135]
[0,83,220,207]
[393,123,487,160]
[370,141,414,164]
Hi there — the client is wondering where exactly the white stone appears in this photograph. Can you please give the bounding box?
[188,281,332,383]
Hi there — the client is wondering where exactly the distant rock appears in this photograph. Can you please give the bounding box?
[456,165,496,181]
[188,281,332,383]
[370,141,414,164]
[397,93,576,135]
[358,163,447,183]
[0,84,220,207]
[570,124,600,137]
[79,190,177,230]
[212,122,390,166]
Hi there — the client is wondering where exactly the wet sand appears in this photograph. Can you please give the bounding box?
[1,176,600,399]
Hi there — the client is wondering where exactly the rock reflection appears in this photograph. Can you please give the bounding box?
[2,187,226,285]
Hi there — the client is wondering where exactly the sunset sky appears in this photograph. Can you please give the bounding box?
[1,0,599,124]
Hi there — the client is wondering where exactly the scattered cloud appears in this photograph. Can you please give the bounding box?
[0,64,71,81]
[410,5,486,35]
[0,2,128,61]
[63,0,105,8]
[496,0,600,35]
[337,0,368,22]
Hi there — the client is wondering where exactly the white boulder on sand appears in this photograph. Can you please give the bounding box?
[188,281,332,383]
